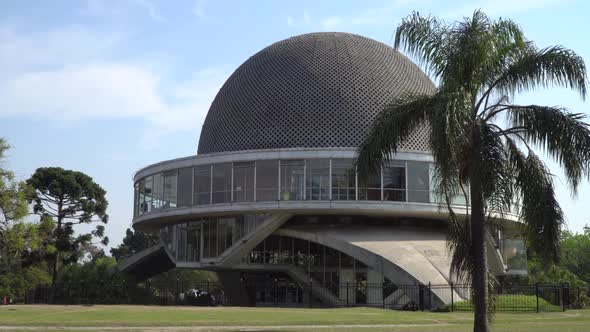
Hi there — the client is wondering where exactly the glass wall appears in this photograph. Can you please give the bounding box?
[233,162,255,202]
[135,158,453,218]
[331,159,356,200]
[383,161,405,201]
[502,238,527,273]
[407,161,429,203]
[306,159,330,200]
[177,167,193,207]
[194,165,211,205]
[280,160,304,201]
[358,172,381,201]
[245,235,391,304]
[256,160,278,201]
[136,171,178,215]
[212,163,232,204]
[160,214,269,262]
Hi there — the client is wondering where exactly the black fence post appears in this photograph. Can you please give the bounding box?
[561,283,565,311]
[535,283,539,313]
[346,282,349,307]
[381,282,385,309]
[418,284,424,311]
[309,281,313,308]
[428,282,432,311]
[451,282,455,312]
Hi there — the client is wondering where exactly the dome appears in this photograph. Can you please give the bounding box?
[197,32,435,155]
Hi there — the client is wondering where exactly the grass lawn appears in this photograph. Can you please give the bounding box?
[0,305,589,331]
[448,294,562,312]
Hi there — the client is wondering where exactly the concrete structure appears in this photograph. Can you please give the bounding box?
[121,32,526,307]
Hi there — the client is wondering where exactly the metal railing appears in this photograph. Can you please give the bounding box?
[24,281,588,312]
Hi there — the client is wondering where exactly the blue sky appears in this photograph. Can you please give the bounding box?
[1,0,589,249]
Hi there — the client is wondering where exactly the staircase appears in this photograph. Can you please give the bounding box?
[285,266,342,306]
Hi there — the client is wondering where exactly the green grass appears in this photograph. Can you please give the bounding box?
[448,294,561,312]
[0,305,589,331]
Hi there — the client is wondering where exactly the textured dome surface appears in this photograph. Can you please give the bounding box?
[197,32,435,154]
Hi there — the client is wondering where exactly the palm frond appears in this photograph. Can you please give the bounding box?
[495,46,587,99]
[478,121,513,216]
[448,213,473,282]
[394,12,448,77]
[506,139,564,263]
[506,104,590,192]
[355,93,442,178]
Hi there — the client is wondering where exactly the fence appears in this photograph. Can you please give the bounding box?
[25,281,587,312]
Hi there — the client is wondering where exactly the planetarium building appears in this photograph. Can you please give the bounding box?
[122,32,526,307]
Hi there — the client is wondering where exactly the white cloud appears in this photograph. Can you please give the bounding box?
[0,25,123,71]
[78,0,166,22]
[192,0,207,19]
[443,0,563,18]
[0,63,164,119]
[0,25,230,149]
[321,16,343,30]
[286,11,311,27]
[133,0,165,22]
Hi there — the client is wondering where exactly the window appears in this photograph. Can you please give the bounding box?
[176,223,187,261]
[202,218,218,259]
[143,176,153,213]
[407,161,430,203]
[306,159,330,200]
[194,165,211,205]
[503,238,527,273]
[358,170,381,201]
[233,162,254,202]
[163,171,177,208]
[383,161,405,201]
[177,167,193,207]
[280,160,304,200]
[331,159,355,200]
[212,163,232,204]
[217,217,236,254]
[151,173,163,210]
[256,160,278,201]
[187,221,200,261]
[133,182,139,217]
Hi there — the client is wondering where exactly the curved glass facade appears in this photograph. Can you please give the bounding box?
[160,214,269,262]
[134,158,438,218]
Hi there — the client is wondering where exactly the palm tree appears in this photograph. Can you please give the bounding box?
[356,10,590,332]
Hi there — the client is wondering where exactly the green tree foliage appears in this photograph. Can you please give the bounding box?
[356,10,589,331]
[27,167,109,284]
[0,138,52,301]
[0,139,30,268]
[58,256,124,285]
[560,226,590,284]
[110,228,159,261]
[149,269,218,286]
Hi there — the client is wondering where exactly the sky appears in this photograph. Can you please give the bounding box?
[1,0,589,249]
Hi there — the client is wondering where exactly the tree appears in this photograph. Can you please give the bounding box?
[356,11,589,331]
[27,167,109,285]
[110,228,159,261]
[0,138,30,271]
[0,139,52,301]
[560,226,590,284]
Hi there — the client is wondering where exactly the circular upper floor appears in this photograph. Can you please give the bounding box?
[131,148,499,230]
[197,32,435,154]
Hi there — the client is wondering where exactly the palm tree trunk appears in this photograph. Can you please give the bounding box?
[470,128,490,332]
